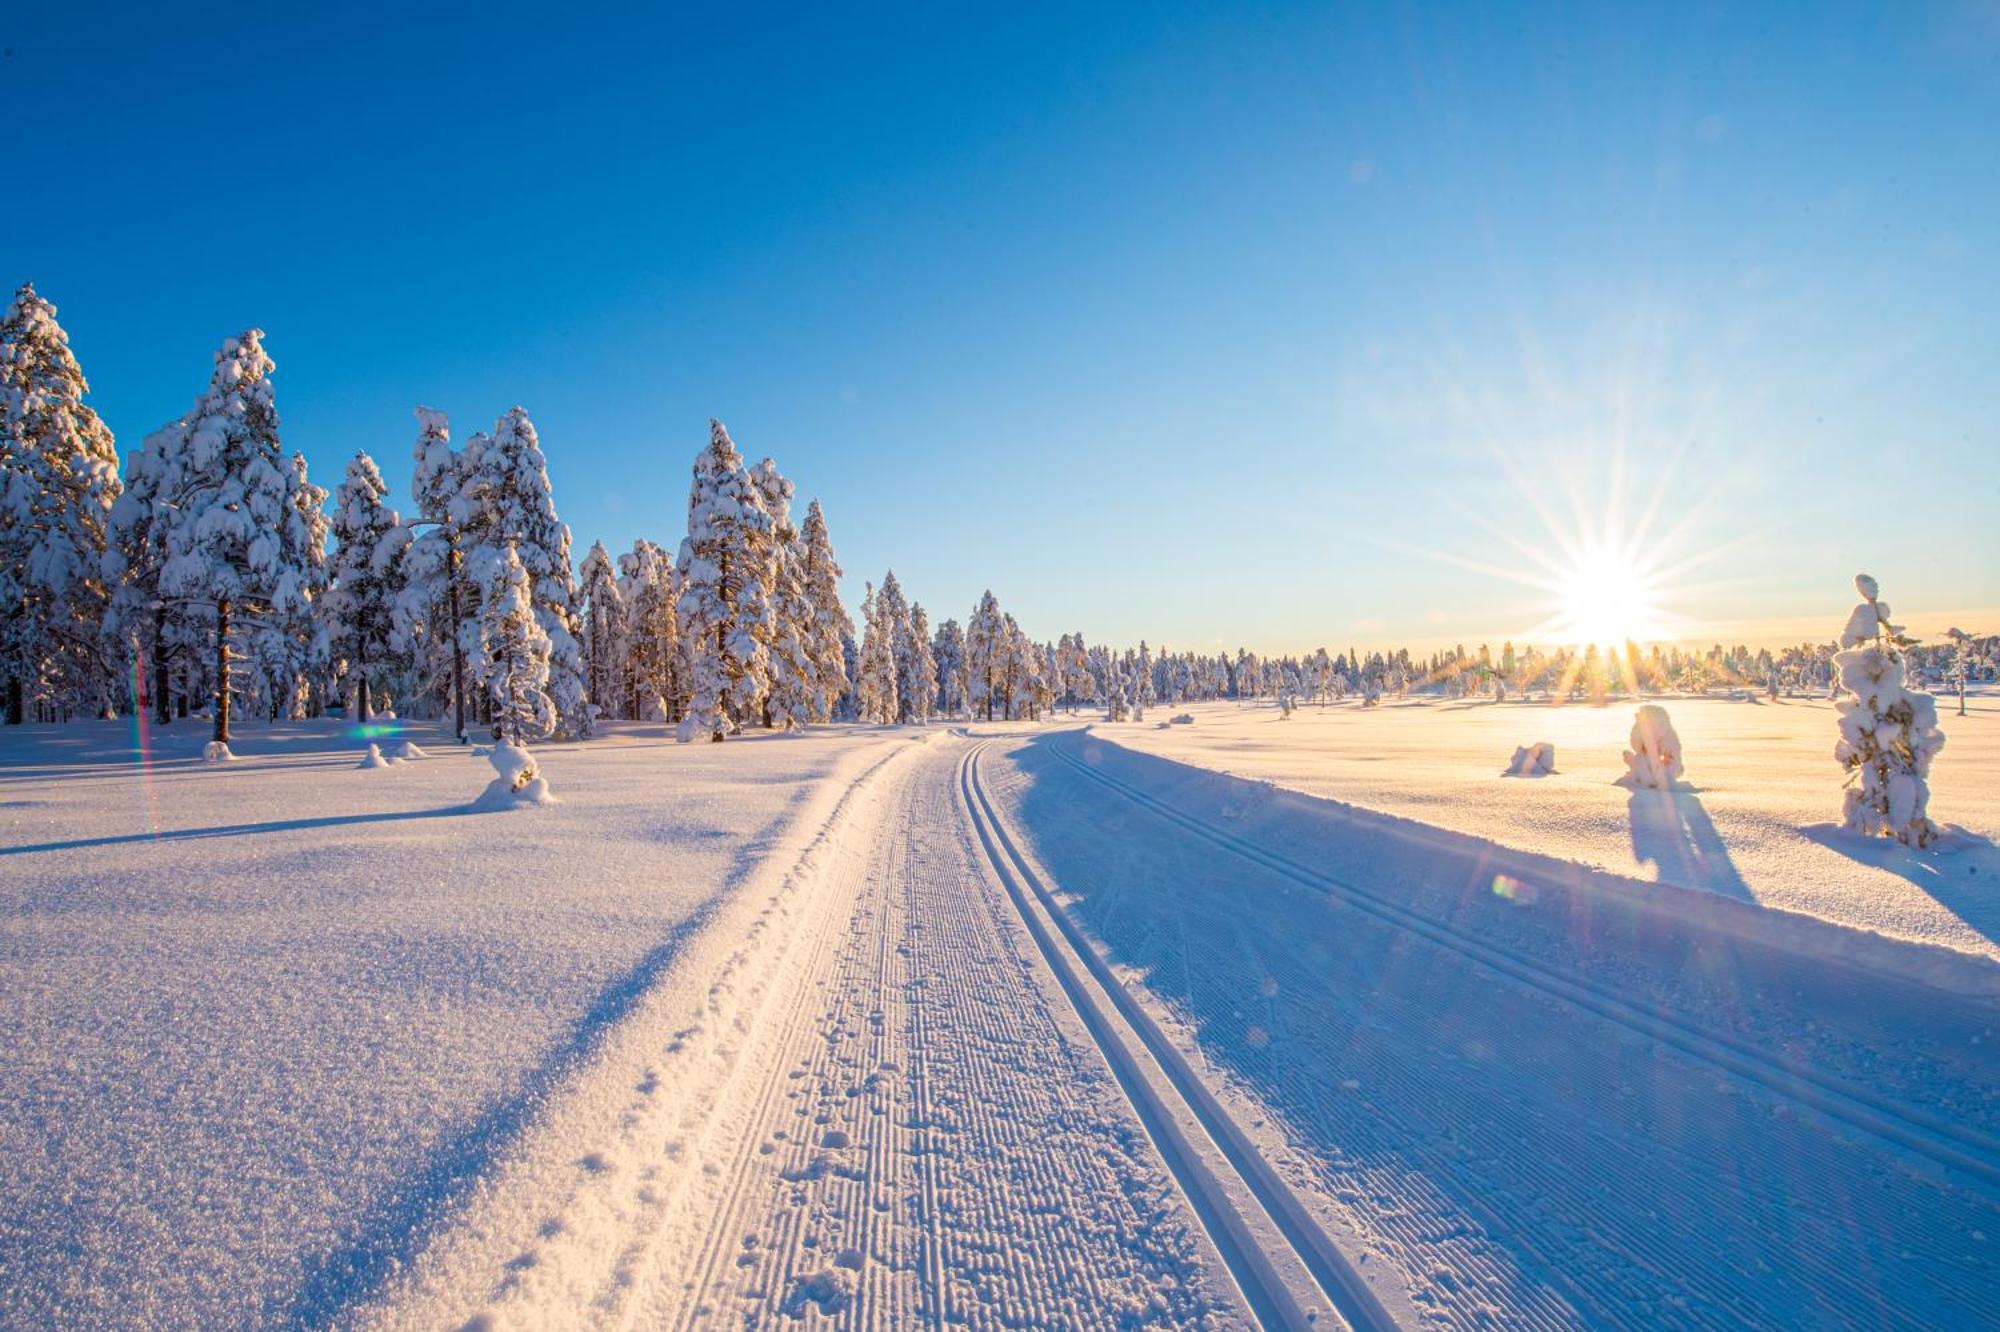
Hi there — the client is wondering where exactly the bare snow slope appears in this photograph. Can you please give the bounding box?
[1106,694,2000,959]
[983,729,2000,1329]
[0,718,902,1329]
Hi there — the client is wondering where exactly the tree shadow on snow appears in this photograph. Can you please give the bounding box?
[0,805,474,857]
[1625,786,1755,903]
[1800,822,2000,948]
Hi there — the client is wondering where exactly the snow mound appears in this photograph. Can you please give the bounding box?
[357,744,393,769]
[1504,742,1556,777]
[472,742,558,811]
[1619,705,1684,790]
[787,1266,856,1315]
[390,740,428,761]
[202,741,235,763]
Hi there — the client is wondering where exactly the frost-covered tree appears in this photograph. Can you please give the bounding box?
[676,419,773,741]
[105,417,188,725]
[156,331,318,746]
[248,451,330,721]
[0,283,122,722]
[323,451,408,721]
[856,581,899,724]
[472,542,555,744]
[1834,574,1945,847]
[966,590,1005,721]
[577,540,625,725]
[396,407,474,739]
[932,617,967,719]
[905,603,939,722]
[798,498,852,723]
[459,407,588,736]
[1944,628,1982,719]
[618,538,680,721]
[1135,640,1155,720]
[751,458,815,731]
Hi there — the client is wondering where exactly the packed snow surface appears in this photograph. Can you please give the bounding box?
[1107,692,2000,960]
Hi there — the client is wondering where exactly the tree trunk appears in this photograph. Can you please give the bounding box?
[356,668,372,724]
[448,547,467,742]
[4,676,21,726]
[152,608,171,726]
[214,597,232,745]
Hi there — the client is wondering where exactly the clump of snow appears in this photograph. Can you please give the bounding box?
[1504,742,1556,777]
[1618,705,1684,790]
[390,740,428,761]
[1834,574,1945,847]
[472,742,557,811]
[788,1266,856,1315]
[202,741,235,763]
[358,744,392,769]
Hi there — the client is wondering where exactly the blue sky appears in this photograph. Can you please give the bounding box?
[9,2,1998,652]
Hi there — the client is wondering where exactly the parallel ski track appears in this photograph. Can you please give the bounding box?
[962,740,1399,1332]
[1046,733,2000,1193]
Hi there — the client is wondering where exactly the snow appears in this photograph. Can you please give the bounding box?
[0,718,907,1328]
[1617,703,1683,789]
[1104,692,2000,961]
[1503,740,1556,776]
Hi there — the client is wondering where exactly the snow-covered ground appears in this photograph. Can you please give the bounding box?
[4,706,1997,1329]
[1102,691,2000,961]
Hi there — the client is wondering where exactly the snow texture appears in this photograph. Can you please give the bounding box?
[1504,741,1557,776]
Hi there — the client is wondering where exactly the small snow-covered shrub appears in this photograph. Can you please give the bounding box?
[1834,574,1944,846]
[1619,705,1684,790]
[202,741,235,763]
[389,740,427,761]
[472,741,557,811]
[1504,742,1556,777]
[357,744,392,769]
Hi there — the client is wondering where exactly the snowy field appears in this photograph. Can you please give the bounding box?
[1104,691,2000,962]
[3,708,1998,1329]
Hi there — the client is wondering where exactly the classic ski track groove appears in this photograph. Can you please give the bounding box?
[963,739,1400,1332]
[1050,733,2000,1191]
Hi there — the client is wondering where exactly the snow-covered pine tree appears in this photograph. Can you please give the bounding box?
[577,540,625,726]
[618,538,680,721]
[1834,574,1946,847]
[1135,640,1155,720]
[676,419,773,742]
[255,451,330,720]
[395,407,474,739]
[105,416,188,724]
[472,542,555,744]
[798,498,852,724]
[856,581,899,724]
[750,458,815,730]
[966,590,1005,721]
[459,407,588,737]
[836,624,860,720]
[905,603,939,722]
[1061,633,1095,710]
[877,571,924,723]
[324,452,408,721]
[932,616,967,718]
[0,283,122,722]
[155,330,315,746]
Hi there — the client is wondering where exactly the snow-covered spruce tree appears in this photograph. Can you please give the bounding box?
[155,331,316,747]
[105,417,188,724]
[1061,633,1095,711]
[471,542,555,744]
[676,419,773,742]
[966,590,1005,721]
[836,624,860,720]
[877,571,913,720]
[856,581,899,724]
[459,408,588,737]
[750,458,815,731]
[1135,640,1156,720]
[932,616,967,718]
[395,407,474,739]
[324,451,408,722]
[241,450,328,722]
[905,603,939,723]
[1834,574,1946,847]
[0,283,122,722]
[618,538,680,721]
[578,540,625,726]
[798,498,852,723]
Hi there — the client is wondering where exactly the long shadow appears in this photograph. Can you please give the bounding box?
[998,731,2000,1328]
[1801,822,2000,948]
[0,805,472,856]
[1625,786,1755,902]
[277,887,733,1328]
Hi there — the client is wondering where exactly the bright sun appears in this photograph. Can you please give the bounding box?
[1557,549,1660,648]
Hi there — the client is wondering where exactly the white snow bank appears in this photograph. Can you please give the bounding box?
[390,740,428,761]
[358,744,393,769]
[471,742,557,811]
[1618,705,1684,790]
[1504,742,1557,777]
[203,740,235,763]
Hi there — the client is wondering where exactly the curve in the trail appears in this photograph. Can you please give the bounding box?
[962,741,1400,1332]
[1046,733,2000,1193]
